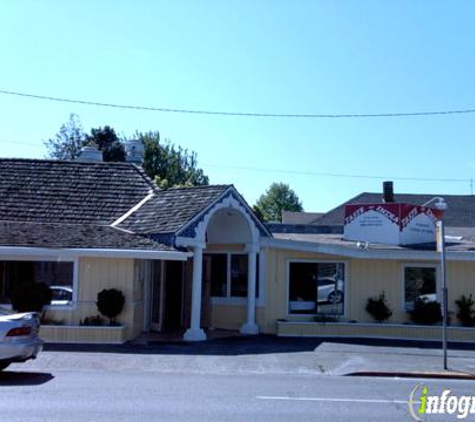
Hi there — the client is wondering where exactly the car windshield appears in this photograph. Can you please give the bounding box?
[0,307,14,316]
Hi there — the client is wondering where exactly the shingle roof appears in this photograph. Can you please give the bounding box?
[0,221,176,251]
[281,211,324,225]
[118,185,231,234]
[0,158,155,225]
[314,192,475,228]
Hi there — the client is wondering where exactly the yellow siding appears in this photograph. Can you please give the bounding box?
[210,304,265,330]
[205,244,246,252]
[262,247,475,331]
[43,257,142,342]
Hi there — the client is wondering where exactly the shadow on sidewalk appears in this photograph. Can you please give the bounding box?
[43,335,475,357]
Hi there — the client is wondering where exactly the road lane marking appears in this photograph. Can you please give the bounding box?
[256,396,410,404]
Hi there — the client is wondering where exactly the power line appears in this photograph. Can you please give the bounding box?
[1,88,475,119]
[203,163,470,183]
[0,138,469,184]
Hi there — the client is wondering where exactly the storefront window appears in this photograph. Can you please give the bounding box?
[288,262,345,315]
[0,260,74,306]
[404,266,437,311]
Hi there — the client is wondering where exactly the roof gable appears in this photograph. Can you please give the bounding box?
[118,184,232,234]
[176,187,271,239]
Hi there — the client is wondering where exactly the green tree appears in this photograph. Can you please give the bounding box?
[254,182,303,222]
[44,117,209,187]
[86,125,125,162]
[138,131,209,188]
[44,114,86,160]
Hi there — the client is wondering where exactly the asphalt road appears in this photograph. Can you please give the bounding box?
[1,354,474,421]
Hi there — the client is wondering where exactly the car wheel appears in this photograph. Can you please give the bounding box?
[0,362,10,371]
[328,290,344,304]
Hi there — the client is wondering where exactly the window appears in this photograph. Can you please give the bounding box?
[206,253,259,299]
[209,254,227,297]
[288,262,345,315]
[404,266,437,311]
[0,261,74,306]
[231,255,248,297]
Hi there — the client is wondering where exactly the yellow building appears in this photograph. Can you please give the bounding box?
[2,155,475,344]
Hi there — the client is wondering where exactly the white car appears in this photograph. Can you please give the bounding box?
[317,277,344,304]
[50,286,73,306]
[0,308,43,371]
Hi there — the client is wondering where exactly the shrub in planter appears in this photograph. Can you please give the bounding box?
[409,299,443,325]
[455,294,475,327]
[80,315,105,326]
[97,289,125,325]
[365,291,393,322]
[11,282,53,313]
[314,314,338,323]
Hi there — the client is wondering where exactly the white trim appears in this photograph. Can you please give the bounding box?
[175,237,206,249]
[401,263,439,312]
[110,191,155,227]
[262,237,475,262]
[178,188,261,245]
[0,246,190,261]
[285,259,349,319]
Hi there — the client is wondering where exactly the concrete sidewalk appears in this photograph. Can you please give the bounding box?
[315,341,475,378]
[33,336,475,379]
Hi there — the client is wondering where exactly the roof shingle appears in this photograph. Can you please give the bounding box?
[0,158,155,225]
[0,221,176,251]
[118,185,231,234]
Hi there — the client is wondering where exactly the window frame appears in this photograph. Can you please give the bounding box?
[401,263,439,312]
[207,250,264,307]
[0,256,79,310]
[286,259,349,318]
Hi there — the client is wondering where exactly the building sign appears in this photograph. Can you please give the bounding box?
[344,203,443,246]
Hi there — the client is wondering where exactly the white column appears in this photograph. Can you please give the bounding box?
[183,246,207,341]
[240,246,259,335]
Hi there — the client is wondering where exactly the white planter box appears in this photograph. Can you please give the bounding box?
[40,325,126,344]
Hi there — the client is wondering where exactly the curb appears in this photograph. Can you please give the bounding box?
[346,371,475,380]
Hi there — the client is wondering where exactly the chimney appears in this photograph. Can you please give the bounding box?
[383,181,394,203]
[76,146,103,162]
[125,139,145,165]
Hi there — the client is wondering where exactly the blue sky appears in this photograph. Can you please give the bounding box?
[1,1,475,212]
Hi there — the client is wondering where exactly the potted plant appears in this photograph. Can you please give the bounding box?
[96,288,125,326]
[365,291,393,322]
[409,299,443,325]
[455,294,475,327]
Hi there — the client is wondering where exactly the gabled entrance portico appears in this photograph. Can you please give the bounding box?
[175,190,268,341]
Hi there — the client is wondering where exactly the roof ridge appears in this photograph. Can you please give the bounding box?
[161,184,233,192]
[0,219,110,227]
[0,157,141,168]
[362,191,475,199]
